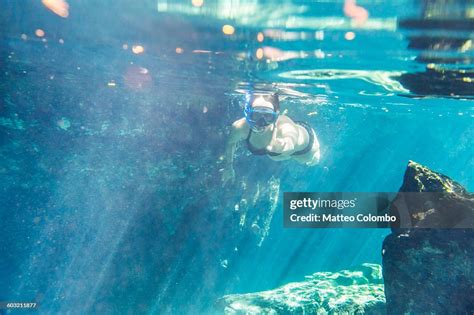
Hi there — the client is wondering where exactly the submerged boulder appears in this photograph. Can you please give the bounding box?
[216,263,385,314]
[382,161,474,314]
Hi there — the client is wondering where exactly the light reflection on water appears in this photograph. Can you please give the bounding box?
[278,69,409,93]
[156,0,473,102]
[156,0,398,30]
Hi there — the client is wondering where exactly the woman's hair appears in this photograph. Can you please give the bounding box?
[248,93,280,111]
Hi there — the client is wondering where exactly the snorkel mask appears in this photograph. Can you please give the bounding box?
[244,94,279,132]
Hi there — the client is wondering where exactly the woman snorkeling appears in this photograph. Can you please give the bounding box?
[222,93,320,184]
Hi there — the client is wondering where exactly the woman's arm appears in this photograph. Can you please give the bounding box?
[222,118,247,184]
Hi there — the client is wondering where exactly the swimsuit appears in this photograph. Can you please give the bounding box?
[246,121,315,157]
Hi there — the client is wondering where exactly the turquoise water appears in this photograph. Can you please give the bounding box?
[1,0,473,314]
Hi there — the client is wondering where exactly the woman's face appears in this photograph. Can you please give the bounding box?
[247,97,279,132]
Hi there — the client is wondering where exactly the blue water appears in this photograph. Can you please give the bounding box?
[1,0,473,314]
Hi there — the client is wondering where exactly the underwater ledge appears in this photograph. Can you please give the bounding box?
[216,161,473,314]
[216,263,386,314]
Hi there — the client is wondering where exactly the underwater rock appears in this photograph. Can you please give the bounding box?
[382,161,474,314]
[389,160,474,228]
[216,264,386,314]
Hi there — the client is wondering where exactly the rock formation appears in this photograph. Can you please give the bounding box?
[382,161,474,314]
[216,263,385,314]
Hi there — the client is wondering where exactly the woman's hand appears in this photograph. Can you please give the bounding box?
[267,138,295,154]
[222,166,235,185]
[266,138,285,153]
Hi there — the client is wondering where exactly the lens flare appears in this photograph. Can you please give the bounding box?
[343,0,369,24]
[35,29,45,37]
[132,45,145,54]
[41,0,69,18]
[345,32,356,40]
[222,25,235,35]
[191,0,204,7]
